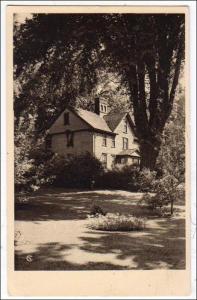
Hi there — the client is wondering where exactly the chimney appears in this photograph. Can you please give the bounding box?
[94,97,109,117]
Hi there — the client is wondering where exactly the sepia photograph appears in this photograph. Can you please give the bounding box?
[12,9,187,273]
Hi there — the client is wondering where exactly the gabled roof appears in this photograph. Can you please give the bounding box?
[74,108,112,134]
[47,105,136,136]
[73,109,136,135]
[104,111,136,133]
[103,112,127,131]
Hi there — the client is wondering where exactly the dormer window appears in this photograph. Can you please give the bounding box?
[64,112,69,125]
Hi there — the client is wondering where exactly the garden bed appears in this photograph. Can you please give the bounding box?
[87,213,146,231]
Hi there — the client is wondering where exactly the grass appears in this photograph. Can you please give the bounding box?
[15,188,186,270]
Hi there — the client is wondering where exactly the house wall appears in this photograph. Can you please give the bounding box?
[49,108,90,134]
[49,109,93,156]
[93,116,139,169]
[48,108,140,168]
[51,131,93,156]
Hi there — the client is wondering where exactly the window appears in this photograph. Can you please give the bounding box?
[64,112,69,125]
[132,157,140,166]
[46,135,52,149]
[122,157,128,164]
[123,137,128,150]
[102,135,107,147]
[123,119,127,133]
[116,157,121,164]
[116,156,127,164]
[66,130,74,147]
[111,137,115,148]
[101,153,107,169]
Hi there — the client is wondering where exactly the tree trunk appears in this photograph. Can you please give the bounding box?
[140,139,161,170]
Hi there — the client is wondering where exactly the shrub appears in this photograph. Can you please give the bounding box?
[138,193,158,210]
[137,168,157,192]
[96,167,159,192]
[87,213,146,231]
[176,183,185,204]
[154,175,179,215]
[139,175,180,215]
[14,120,56,192]
[89,205,106,217]
[53,152,104,188]
[96,166,140,191]
[15,147,104,191]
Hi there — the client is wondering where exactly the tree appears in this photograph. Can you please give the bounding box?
[14,13,185,169]
[156,86,185,182]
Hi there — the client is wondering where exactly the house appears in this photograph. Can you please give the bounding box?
[46,98,141,169]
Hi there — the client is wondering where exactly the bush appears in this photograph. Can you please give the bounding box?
[154,175,179,214]
[89,205,106,217]
[138,193,158,210]
[137,168,157,192]
[96,166,140,191]
[139,175,180,215]
[96,167,159,192]
[15,147,55,193]
[14,120,56,192]
[15,148,104,191]
[176,183,185,204]
[87,213,146,231]
[52,152,104,188]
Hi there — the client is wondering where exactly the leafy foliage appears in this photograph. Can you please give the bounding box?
[96,166,140,191]
[139,174,180,215]
[14,13,185,169]
[89,205,107,217]
[14,115,49,192]
[137,168,157,192]
[156,89,185,182]
[52,152,104,188]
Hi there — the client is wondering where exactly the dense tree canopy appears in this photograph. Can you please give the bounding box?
[14,13,185,169]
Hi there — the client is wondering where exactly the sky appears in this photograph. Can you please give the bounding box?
[14,13,33,24]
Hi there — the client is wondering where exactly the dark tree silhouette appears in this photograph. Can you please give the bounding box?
[14,13,185,169]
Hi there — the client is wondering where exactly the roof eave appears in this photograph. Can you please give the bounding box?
[93,129,117,136]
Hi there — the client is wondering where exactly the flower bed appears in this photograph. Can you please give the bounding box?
[87,213,146,231]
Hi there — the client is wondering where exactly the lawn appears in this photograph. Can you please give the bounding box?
[15,188,185,270]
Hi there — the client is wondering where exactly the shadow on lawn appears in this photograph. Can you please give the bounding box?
[80,217,186,270]
[15,188,185,270]
[15,217,185,271]
[15,189,146,221]
[15,246,127,271]
[15,188,184,222]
